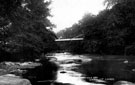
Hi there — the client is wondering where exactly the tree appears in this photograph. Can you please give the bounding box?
[104,0,132,8]
[82,0,135,55]
[0,0,58,61]
[72,0,135,55]
[56,23,83,39]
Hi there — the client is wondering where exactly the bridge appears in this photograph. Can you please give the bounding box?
[55,34,84,42]
[55,38,84,51]
[55,38,83,42]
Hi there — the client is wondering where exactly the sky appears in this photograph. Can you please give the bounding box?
[48,0,106,33]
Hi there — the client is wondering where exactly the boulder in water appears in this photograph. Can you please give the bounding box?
[60,71,67,73]
[0,74,31,85]
[113,81,135,85]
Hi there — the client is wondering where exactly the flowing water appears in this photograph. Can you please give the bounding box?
[46,52,106,85]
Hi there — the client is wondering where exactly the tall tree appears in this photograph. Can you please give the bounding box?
[0,0,57,61]
[104,0,132,8]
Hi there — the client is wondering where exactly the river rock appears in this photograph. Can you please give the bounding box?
[62,59,82,64]
[63,60,74,64]
[53,82,74,85]
[60,71,67,73]
[73,59,82,64]
[113,81,135,85]
[0,74,31,85]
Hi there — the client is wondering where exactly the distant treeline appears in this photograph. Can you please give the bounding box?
[57,0,135,55]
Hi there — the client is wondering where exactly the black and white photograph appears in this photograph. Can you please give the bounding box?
[0,0,135,85]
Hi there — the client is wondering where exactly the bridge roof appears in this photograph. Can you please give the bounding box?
[55,38,83,41]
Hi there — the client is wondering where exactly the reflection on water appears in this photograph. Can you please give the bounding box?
[46,52,105,85]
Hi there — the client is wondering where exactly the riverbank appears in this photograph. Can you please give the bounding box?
[0,58,59,85]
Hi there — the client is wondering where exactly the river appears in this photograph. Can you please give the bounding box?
[46,52,106,85]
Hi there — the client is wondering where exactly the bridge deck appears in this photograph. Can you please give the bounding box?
[55,38,83,42]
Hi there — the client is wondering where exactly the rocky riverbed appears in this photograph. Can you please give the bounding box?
[0,52,135,85]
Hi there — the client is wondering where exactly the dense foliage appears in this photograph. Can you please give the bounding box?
[0,0,58,61]
[57,0,135,55]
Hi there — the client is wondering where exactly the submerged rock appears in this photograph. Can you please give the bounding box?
[73,59,82,64]
[0,74,31,85]
[60,71,67,73]
[113,81,135,85]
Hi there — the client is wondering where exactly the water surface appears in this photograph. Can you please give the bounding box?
[46,52,105,85]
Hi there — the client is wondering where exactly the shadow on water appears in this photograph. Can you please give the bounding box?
[78,58,135,84]
[35,82,74,85]
[22,56,74,85]
[22,58,57,85]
